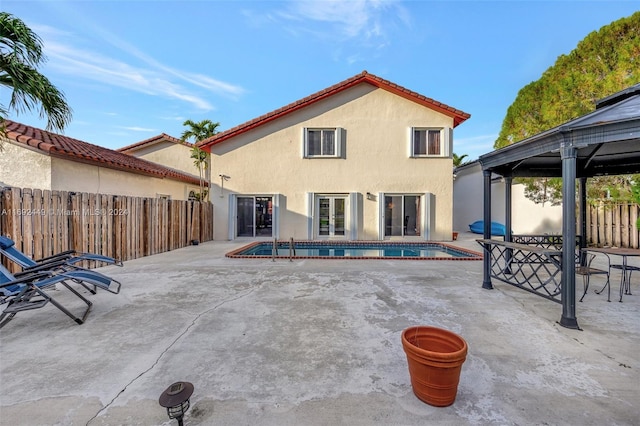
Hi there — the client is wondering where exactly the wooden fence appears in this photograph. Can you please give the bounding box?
[585,202,640,248]
[0,187,213,272]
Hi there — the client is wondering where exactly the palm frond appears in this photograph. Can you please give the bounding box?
[0,12,43,67]
[0,13,72,132]
[1,58,72,132]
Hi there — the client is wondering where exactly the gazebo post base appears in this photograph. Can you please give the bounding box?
[558,316,581,330]
[482,280,493,290]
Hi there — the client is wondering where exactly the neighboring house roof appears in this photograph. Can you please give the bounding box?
[2,120,204,186]
[198,70,471,149]
[453,159,480,174]
[117,133,193,153]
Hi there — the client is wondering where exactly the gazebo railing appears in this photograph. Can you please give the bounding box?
[477,239,563,303]
[512,234,582,264]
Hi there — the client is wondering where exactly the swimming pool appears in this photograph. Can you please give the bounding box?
[226,241,483,260]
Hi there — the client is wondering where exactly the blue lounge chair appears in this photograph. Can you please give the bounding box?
[0,264,115,328]
[0,236,121,294]
[0,236,122,267]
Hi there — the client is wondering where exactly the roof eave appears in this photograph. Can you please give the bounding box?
[49,151,204,186]
[199,72,470,150]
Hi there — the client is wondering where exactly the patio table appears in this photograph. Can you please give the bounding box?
[585,247,640,302]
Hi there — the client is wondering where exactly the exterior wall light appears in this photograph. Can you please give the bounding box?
[219,174,230,197]
[159,381,194,426]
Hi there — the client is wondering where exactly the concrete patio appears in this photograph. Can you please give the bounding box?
[0,233,638,425]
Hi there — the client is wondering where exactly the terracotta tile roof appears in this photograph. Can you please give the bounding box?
[2,120,204,186]
[198,70,471,149]
[117,133,193,153]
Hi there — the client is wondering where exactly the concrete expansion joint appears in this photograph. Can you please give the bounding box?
[85,286,260,425]
[496,286,528,309]
[594,347,632,369]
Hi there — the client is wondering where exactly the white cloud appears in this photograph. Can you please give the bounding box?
[119,126,157,132]
[35,21,244,111]
[285,0,396,39]
[266,0,411,64]
[160,115,186,122]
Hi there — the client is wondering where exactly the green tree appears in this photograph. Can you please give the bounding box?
[180,119,220,201]
[452,153,469,167]
[495,12,640,204]
[0,12,72,133]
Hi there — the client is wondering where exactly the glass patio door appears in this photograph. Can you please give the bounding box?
[317,196,346,238]
[384,195,421,237]
[237,196,272,237]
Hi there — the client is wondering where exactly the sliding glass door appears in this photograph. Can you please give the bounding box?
[384,195,420,237]
[237,196,272,237]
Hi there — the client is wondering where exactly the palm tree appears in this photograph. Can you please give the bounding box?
[0,12,72,133]
[452,153,469,167]
[181,119,220,201]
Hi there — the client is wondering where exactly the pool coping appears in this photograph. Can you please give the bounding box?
[225,240,484,260]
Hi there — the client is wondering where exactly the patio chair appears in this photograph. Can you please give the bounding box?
[576,253,609,302]
[608,263,639,302]
[0,236,121,294]
[0,264,107,328]
[0,236,122,267]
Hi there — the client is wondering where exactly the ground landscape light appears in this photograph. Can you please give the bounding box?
[158,381,194,426]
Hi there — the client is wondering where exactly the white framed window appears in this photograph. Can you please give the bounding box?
[410,127,451,157]
[303,127,343,158]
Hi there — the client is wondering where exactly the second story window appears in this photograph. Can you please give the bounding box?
[304,128,342,158]
[411,127,451,157]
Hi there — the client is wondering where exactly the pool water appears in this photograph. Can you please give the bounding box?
[226,241,482,260]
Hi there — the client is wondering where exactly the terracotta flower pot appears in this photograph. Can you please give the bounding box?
[401,326,468,407]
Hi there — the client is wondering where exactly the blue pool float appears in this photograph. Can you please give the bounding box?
[469,220,506,236]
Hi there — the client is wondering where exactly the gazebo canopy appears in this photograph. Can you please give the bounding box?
[477,83,640,329]
[480,83,640,178]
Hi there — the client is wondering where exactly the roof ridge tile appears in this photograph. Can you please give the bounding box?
[116,133,192,152]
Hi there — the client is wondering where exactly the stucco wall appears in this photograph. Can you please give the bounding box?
[0,141,52,189]
[50,157,201,200]
[210,85,456,241]
[453,162,562,234]
[126,142,202,177]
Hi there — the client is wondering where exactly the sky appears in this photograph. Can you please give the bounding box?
[2,1,639,161]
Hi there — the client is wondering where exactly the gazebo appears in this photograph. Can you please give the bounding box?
[478,83,640,329]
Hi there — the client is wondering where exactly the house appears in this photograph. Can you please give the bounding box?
[118,133,209,200]
[453,160,562,235]
[198,71,470,241]
[0,120,204,200]
[117,133,200,177]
